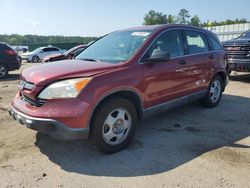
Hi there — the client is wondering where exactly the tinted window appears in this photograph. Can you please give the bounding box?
[209,37,222,50]
[42,48,49,52]
[50,48,59,51]
[185,30,209,54]
[146,30,184,59]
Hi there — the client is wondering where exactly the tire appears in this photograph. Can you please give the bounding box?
[201,75,223,108]
[0,64,8,78]
[90,97,138,154]
[18,56,22,64]
[32,55,39,63]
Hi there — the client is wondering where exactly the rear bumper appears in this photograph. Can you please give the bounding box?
[228,59,250,72]
[8,106,89,140]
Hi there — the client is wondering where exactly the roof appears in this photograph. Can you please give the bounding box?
[116,24,212,33]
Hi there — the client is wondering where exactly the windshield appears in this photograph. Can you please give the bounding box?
[32,47,43,53]
[76,30,152,63]
[238,30,250,39]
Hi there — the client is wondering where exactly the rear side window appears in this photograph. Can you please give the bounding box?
[146,30,184,59]
[185,30,209,54]
[209,37,222,50]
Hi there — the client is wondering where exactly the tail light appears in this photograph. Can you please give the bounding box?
[4,49,17,56]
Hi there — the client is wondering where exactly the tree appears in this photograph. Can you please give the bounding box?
[143,10,168,25]
[167,14,175,24]
[177,9,190,24]
[191,15,201,26]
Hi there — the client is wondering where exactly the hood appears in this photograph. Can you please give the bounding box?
[22,52,33,56]
[223,38,250,46]
[43,53,63,59]
[21,60,120,86]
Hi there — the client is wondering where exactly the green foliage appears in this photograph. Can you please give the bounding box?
[0,34,98,46]
[167,14,175,24]
[143,10,168,25]
[143,9,249,27]
[202,18,248,27]
[191,15,201,26]
[177,9,190,24]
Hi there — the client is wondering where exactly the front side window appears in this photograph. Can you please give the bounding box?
[144,30,184,59]
[42,48,50,52]
[185,30,209,54]
[76,30,152,63]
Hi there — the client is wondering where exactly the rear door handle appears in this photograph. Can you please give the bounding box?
[179,59,186,65]
[208,54,214,59]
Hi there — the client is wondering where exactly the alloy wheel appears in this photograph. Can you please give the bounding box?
[210,79,221,103]
[102,108,132,145]
[0,65,7,78]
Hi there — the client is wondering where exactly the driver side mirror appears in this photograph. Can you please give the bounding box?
[142,51,170,63]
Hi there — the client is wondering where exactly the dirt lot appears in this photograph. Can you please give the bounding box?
[0,63,250,188]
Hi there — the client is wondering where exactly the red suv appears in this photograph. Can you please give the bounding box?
[9,25,228,153]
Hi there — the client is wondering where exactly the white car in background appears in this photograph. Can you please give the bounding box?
[21,46,65,63]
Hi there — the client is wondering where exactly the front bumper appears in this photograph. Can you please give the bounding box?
[228,59,250,72]
[21,56,32,62]
[8,106,89,140]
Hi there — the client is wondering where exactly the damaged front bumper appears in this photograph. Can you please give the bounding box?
[8,106,89,140]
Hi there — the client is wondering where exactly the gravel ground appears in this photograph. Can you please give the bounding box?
[0,63,250,188]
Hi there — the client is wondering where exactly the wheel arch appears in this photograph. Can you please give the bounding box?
[88,89,143,131]
[213,71,228,91]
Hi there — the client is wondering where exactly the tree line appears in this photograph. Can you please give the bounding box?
[0,34,98,46]
[143,9,249,27]
[1,9,248,46]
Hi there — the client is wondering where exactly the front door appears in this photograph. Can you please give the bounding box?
[142,29,191,108]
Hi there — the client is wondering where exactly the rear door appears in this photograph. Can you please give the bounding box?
[142,29,191,108]
[182,29,213,93]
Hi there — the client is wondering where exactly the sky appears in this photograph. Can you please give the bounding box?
[0,0,250,37]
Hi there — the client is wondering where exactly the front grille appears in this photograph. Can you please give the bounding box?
[224,45,250,60]
[20,93,46,107]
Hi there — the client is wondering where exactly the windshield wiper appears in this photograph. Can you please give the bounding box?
[78,58,100,62]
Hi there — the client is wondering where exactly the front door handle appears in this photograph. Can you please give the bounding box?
[179,59,186,65]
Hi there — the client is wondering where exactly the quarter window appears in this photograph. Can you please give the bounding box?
[185,30,209,54]
[145,30,184,59]
[209,37,222,50]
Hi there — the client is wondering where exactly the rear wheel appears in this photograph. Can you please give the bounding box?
[90,97,138,154]
[201,75,223,107]
[32,55,39,63]
[0,64,8,78]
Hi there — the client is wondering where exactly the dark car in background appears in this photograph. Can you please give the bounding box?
[42,45,87,63]
[223,30,250,73]
[0,42,21,78]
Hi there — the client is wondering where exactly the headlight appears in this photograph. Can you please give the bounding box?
[38,77,92,99]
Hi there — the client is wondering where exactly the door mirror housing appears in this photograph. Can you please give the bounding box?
[143,51,170,63]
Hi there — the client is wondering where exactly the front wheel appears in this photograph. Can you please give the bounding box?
[90,97,138,154]
[0,64,8,78]
[201,75,223,107]
[32,55,39,63]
